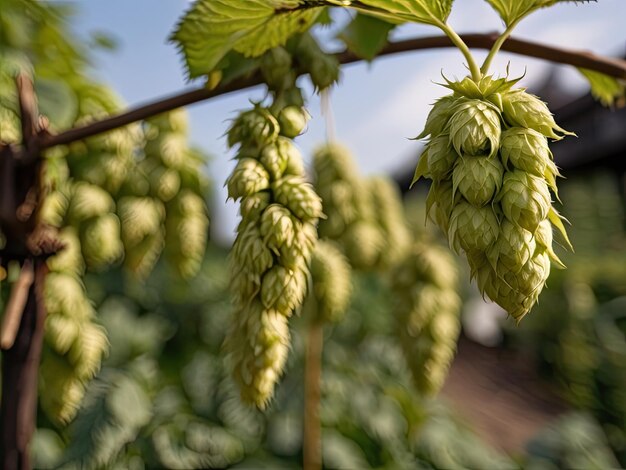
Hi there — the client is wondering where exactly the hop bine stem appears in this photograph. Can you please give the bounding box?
[481,19,524,75]
[437,22,483,82]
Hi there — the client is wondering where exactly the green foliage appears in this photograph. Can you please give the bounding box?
[484,0,596,26]
[170,0,323,78]
[337,13,395,61]
[579,68,626,107]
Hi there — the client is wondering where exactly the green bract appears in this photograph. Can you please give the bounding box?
[412,76,573,320]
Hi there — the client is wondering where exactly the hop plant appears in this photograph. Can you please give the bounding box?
[224,101,321,408]
[413,75,573,322]
[391,242,461,395]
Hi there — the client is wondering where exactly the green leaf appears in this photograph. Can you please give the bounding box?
[170,0,323,79]
[578,68,626,107]
[342,0,455,25]
[484,0,595,26]
[35,78,78,130]
[337,13,395,61]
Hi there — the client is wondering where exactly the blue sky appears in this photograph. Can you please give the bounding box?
[70,0,626,241]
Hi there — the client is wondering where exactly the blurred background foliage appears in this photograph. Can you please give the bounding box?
[1,1,625,469]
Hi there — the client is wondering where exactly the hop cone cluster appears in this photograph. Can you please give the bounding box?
[313,143,410,270]
[65,102,209,278]
[308,240,352,324]
[413,76,573,321]
[391,242,461,395]
[224,103,321,408]
[41,228,108,423]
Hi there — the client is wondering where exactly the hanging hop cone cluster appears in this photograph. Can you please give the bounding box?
[391,242,461,395]
[307,240,352,324]
[39,227,108,423]
[413,76,573,321]
[224,103,322,409]
[313,143,410,270]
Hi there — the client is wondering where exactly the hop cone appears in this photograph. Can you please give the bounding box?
[224,101,321,407]
[307,240,352,324]
[391,242,461,395]
[412,75,573,321]
[312,143,391,270]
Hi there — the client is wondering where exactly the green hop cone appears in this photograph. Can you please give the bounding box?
[308,240,352,324]
[500,127,560,193]
[448,98,501,157]
[47,228,84,276]
[273,176,323,221]
[81,213,124,269]
[259,137,297,180]
[226,303,290,409]
[416,94,456,139]
[67,182,115,223]
[367,176,412,267]
[227,158,271,200]
[227,107,279,148]
[231,221,273,277]
[426,180,456,235]
[277,106,309,139]
[259,204,296,254]
[144,133,187,169]
[425,133,459,181]
[498,170,551,232]
[240,192,271,220]
[277,221,317,270]
[501,89,574,140]
[118,196,165,248]
[149,166,181,202]
[452,155,503,207]
[260,265,307,316]
[449,201,499,253]
[486,220,536,273]
[340,221,385,270]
